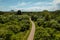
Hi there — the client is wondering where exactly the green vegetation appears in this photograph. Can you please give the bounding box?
[0,10,60,40]
[0,12,31,40]
[32,10,60,40]
[16,10,22,15]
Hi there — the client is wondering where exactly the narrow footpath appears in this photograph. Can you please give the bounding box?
[27,18,35,40]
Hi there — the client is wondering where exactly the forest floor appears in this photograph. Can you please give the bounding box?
[27,18,35,40]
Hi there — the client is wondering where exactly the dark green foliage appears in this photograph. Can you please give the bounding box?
[20,24,30,32]
[5,34,12,40]
[16,10,22,15]
[55,10,60,14]
[0,15,12,24]
[31,15,38,21]
[44,15,51,21]
[0,10,60,40]
[37,19,44,26]
[8,25,20,34]
[0,11,4,15]
[0,30,13,40]
[34,10,60,40]
[0,14,30,40]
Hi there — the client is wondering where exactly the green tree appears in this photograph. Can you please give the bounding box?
[31,15,38,21]
[0,11,4,15]
[16,10,22,15]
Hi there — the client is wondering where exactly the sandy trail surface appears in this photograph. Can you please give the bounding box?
[27,18,35,40]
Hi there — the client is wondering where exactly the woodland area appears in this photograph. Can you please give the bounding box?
[0,10,60,40]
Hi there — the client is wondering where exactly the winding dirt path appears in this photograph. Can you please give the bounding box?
[27,18,35,40]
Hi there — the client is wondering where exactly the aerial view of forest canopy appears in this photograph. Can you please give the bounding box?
[0,0,60,40]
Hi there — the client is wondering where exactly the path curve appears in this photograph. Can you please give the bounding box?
[27,18,35,40]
